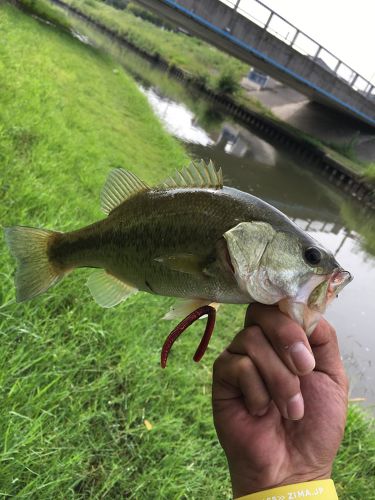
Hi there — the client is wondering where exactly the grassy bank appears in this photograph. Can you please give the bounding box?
[63,0,248,95]
[0,3,374,498]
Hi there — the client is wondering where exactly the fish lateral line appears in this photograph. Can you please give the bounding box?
[160,305,216,368]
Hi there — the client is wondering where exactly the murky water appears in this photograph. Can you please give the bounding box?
[65,12,375,412]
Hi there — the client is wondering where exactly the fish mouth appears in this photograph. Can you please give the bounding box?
[279,268,352,336]
[308,268,352,311]
[328,268,352,296]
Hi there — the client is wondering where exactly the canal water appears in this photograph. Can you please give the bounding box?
[66,13,375,412]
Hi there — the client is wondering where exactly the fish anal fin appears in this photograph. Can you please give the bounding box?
[158,159,223,190]
[163,299,221,320]
[155,253,205,276]
[87,269,137,308]
[101,168,149,215]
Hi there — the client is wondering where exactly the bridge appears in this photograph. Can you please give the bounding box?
[135,0,375,127]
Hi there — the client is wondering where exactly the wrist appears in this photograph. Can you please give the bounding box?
[231,466,332,498]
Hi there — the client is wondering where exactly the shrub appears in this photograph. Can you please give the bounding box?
[214,69,240,95]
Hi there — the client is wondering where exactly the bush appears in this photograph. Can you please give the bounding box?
[214,69,240,95]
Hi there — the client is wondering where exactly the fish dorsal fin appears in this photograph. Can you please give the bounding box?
[159,160,223,190]
[101,168,149,215]
[87,269,138,308]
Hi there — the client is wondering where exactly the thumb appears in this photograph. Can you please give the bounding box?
[309,317,347,387]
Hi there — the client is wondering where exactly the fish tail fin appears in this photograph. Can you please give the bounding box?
[4,226,63,302]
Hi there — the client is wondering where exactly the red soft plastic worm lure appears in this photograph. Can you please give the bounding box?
[160,305,216,368]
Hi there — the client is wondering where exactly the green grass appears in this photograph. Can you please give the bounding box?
[334,405,375,499]
[0,3,374,498]
[63,0,248,95]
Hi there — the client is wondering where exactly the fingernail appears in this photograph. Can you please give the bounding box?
[287,393,304,420]
[254,406,268,417]
[290,342,315,374]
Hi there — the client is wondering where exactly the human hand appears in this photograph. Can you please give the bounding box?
[212,304,348,498]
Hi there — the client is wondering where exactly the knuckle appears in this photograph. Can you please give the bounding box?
[245,325,263,341]
[247,398,270,416]
[236,355,253,377]
[252,392,271,410]
[236,354,250,369]
[238,325,263,349]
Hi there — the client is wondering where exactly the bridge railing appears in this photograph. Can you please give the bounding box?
[219,0,375,99]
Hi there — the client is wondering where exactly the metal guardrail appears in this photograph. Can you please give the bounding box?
[220,0,375,100]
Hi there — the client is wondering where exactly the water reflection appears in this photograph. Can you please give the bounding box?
[140,86,213,146]
[216,124,276,165]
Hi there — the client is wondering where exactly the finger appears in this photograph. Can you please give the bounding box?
[245,304,315,376]
[213,350,271,416]
[309,317,348,389]
[228,326,304,420]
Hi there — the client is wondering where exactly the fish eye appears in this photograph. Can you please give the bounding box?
[304,247,322,266]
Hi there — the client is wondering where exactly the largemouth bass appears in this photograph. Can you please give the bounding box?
[4,160,352,343]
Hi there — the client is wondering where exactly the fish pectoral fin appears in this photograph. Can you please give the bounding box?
[100,168,149,215]
[163,299,221,320]
[154,253,205,276]
[87,269,137,308]
[158,159,223,190]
